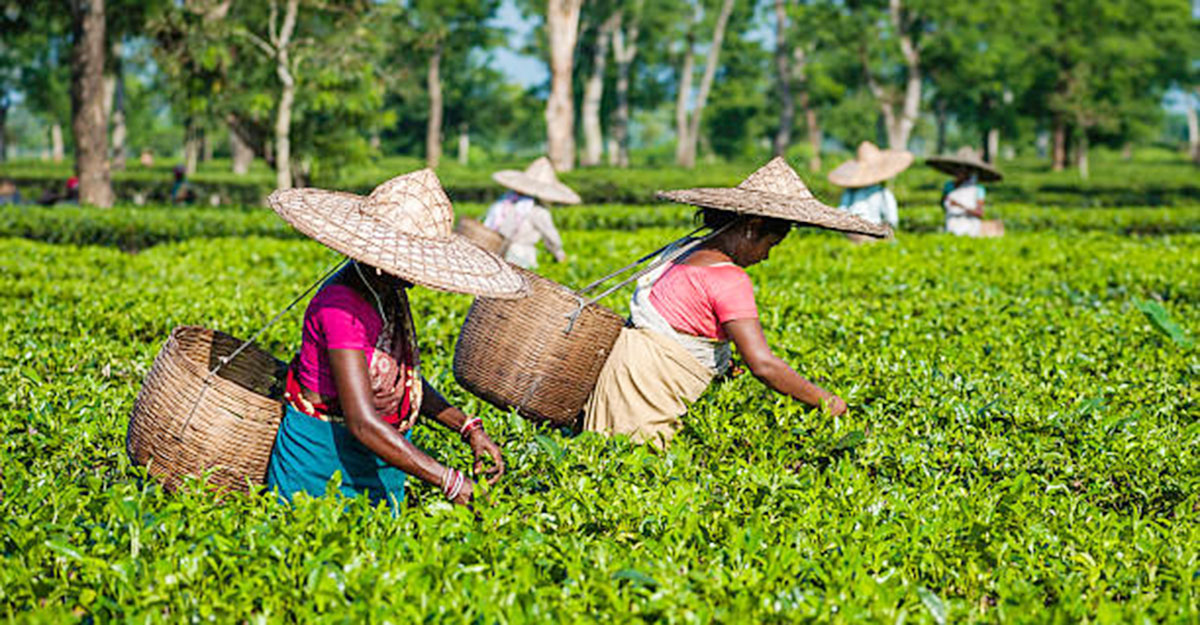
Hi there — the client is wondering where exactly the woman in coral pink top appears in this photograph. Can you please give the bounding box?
[584,158,891,447]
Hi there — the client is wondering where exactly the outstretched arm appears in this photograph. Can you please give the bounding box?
[420,380,505,484]
[329,349,473,504]
[723,318,847,416]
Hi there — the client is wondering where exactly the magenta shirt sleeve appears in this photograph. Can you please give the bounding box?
[707,266,759,324]
[312,286,377,351]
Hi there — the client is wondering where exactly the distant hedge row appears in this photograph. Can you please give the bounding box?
[1,202,1194,253]
[5,154,1199,208]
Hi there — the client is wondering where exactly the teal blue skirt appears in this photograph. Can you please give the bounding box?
[266,404,410,509]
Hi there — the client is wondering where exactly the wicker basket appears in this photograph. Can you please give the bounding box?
[455,217,505,255]
[127,326,287,492]
[454,266,625,427]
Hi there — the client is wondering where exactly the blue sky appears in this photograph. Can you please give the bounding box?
[490,0,547,88]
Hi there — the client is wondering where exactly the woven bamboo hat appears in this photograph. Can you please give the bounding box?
[268,169,529,299]
[926,147,1003,182]
[656,157,892,238]
[828,141,914,188]
[492,157,582,205]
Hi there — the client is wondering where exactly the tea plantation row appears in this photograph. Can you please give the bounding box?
[0,223,1196,621]
[3,202,1198,252]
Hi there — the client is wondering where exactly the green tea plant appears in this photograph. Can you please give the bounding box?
[0,218,1196,621]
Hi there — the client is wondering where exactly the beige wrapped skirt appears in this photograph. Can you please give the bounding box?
[583,327,714,448]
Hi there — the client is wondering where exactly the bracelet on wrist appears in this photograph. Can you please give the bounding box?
[459,417,484,442]
[442,468,464,501]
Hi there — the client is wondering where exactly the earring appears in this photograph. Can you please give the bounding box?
[376,267,382,276]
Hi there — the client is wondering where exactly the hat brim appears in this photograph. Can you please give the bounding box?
[492,170,582,205]
[268,188,529,299]
[656,188,892,238]
[828,151,914,187]
[925,157,1003,182]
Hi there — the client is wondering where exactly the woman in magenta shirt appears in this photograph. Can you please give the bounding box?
[585,158,890,446]
[266,169,528,508]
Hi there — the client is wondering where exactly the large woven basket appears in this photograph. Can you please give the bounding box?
[455,217,505,255]
[454,266,625,427]
[127,325,287,492]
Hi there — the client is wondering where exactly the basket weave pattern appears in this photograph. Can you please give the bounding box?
[455,217,505,255]
[127,326,286,492]
[454,267,625,426]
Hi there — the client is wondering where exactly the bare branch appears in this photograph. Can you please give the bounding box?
[234,28,276,58]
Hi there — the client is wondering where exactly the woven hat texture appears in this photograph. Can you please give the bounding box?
[656,157,892,238]
[492,157,582,205]
[828,141,914,188]
[268,169,528,299]
[926,146,1003,182]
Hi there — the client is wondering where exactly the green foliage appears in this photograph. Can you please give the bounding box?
[0,213,1197,620]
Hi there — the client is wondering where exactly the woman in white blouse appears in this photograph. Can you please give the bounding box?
[828,141,913,242]
[484,157,581,268]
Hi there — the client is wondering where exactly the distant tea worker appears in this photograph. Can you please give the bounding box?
[927,147,1005,238]
[483,157,581,269]
[828,141,913,243]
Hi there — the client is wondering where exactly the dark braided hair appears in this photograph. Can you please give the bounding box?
[697,207,790,237]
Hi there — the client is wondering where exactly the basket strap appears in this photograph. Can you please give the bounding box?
[562,221,735,334]
[174,257,350,440]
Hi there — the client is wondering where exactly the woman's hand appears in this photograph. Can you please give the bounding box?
[451,476,476,506]
[825,394,848,417]
[466,430,505,485]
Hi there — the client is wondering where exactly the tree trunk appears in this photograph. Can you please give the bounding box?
[230,121,253,175]
[51,124,65,162]
[681,0,735,168]
[0,102,7,162]
[1051,117,1067,171]
[581,12,618,167]
[935,100,948,155]
[425,43,443,169]
[457,123,469,165]
[1187,88,1200,165]
[546,0,583,172]
[1076,130,1089,180]
[611,3,640,168]
[673,22,697,167]
[771,0,794,158]
[986,128,999,164]
[70,0,113,207]
[202,130,213,162]
[887,0,920,150]
[110,40,126,170]
[802,91,821,172]
[184,122,200,175]
[264,0,301,190]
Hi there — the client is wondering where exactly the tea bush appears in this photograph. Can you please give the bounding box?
[2,202,1197,252]
[0,220,1196,621]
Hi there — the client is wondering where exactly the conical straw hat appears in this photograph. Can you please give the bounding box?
[491,157,582,205]
[925,146,1003,182]
[827,141,914,188]
[656,157,892,238]
[268,169,529,299]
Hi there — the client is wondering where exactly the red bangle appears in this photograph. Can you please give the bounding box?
[460,417,484,441]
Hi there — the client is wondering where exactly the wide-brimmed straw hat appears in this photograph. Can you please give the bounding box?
[828,141,914,188]
[926,147,1003,182]
[268,169,529,299]
[492,157,582,205]
[656,157,892,238]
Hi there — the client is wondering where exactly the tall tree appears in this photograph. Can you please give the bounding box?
[609,0,644,167]
[676,0,736,168]
[771,0,793,157]
[237,0,301,190]
[858,0,924,150]
[70,0,114,207]
[580,6,620,166]
[545,0,583,171]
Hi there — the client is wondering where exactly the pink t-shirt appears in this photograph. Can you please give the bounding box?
[648,263,758,341]
[296,284,381,397]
